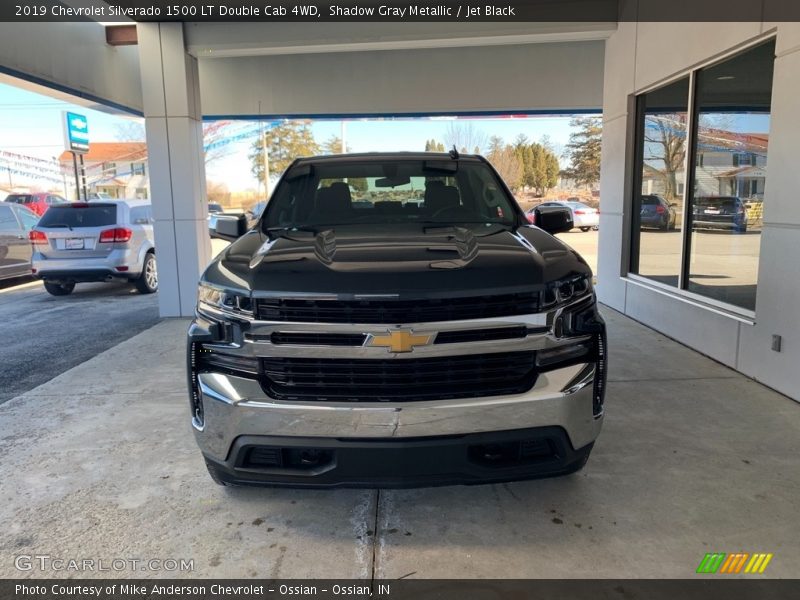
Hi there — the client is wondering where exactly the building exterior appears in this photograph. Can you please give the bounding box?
[58,142,149,199]
[598,21,798,401]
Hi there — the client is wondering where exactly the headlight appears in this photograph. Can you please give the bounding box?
[542,274,592,308]
[197,283,252,314]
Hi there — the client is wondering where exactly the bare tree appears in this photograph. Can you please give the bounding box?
[443,122,488,154]
[642,114,686,201]
[114,121,145,141]
[488,145,523,191]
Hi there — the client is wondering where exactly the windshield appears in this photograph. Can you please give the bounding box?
[263,160,518,230]
[695,197,739,209]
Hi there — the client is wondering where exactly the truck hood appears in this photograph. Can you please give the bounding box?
[203,224,590,297]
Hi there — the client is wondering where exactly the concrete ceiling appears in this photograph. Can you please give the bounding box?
[184,22,616,58]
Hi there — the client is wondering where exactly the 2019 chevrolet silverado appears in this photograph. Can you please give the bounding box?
[188,152,607,488]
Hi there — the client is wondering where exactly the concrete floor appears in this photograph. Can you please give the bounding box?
[1,308,798,579]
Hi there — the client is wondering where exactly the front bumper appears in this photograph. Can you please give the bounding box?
[193,361,601,487]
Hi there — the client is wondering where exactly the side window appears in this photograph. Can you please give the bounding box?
[130,206,153,224]
[0,206,19,232]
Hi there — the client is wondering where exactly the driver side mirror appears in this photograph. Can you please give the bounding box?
[213,214,248,241]
[532,206,573,235]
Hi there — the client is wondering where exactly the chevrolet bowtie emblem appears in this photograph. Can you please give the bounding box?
[367,330,433,353]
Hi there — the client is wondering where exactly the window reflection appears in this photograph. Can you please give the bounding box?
[631,77,689,287]
[687,40,774,310]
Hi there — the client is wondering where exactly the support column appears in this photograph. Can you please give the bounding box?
[137,23,210,317]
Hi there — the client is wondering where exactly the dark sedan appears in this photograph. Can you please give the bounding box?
[0,202,39,281]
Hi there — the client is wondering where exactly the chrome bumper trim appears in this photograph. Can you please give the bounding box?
[193,363,602,461]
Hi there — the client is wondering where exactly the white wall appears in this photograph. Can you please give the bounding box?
[197,41,605,117]
[598,15,800,401]
[0,23,142,114]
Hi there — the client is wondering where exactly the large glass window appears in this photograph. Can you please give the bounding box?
[686,40,774,310]
[629,39,775,312]
[630,77,689,287]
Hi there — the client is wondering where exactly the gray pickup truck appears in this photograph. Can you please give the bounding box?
[187,152,606,488]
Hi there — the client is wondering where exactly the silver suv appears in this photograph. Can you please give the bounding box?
[30,199,157,296]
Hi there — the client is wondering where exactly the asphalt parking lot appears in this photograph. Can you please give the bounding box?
[2,307,798,579]
[0,277,160,405]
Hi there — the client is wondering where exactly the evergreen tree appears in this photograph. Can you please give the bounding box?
[249,121,320,183]
[562,117,602,187]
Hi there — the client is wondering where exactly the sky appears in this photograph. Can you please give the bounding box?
[0,80,582,192]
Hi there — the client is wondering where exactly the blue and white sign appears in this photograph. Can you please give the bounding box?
[63,111,89,154]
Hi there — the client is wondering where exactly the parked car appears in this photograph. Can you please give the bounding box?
[190,152,606,488]
[4,193,69,217]
[534,201,599,232]
[0,202,39,281]
[88,192,113,201]
[207,203,225,239]
[692,196,748,233]
[639,194,678,230]
[29,199,157,296]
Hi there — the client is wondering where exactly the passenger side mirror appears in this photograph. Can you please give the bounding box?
[214,214,248,241]
[533,206,573,235]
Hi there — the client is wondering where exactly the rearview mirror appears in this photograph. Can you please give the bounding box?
[214,214,248,241]
[375,175,411,188]
[533,206,573,235]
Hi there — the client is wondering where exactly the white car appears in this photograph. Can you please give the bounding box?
[535,201,599,232]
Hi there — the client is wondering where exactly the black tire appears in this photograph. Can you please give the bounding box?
[134,252,158,294]
[205,460,231,487]
[43,281,75,296]
[579,227,591,232]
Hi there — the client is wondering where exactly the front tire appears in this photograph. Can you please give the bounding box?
[44,281,75,296]
[579,227,591,232]
[134,252,158,294]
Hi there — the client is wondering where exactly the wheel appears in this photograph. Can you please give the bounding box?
[43,281,75,296]
[205,460,232,487]
[579,227,591,232]
[134,252,158,294]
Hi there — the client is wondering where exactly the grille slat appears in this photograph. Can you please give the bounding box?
[261,351,537,402]
[256,292,540,323]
